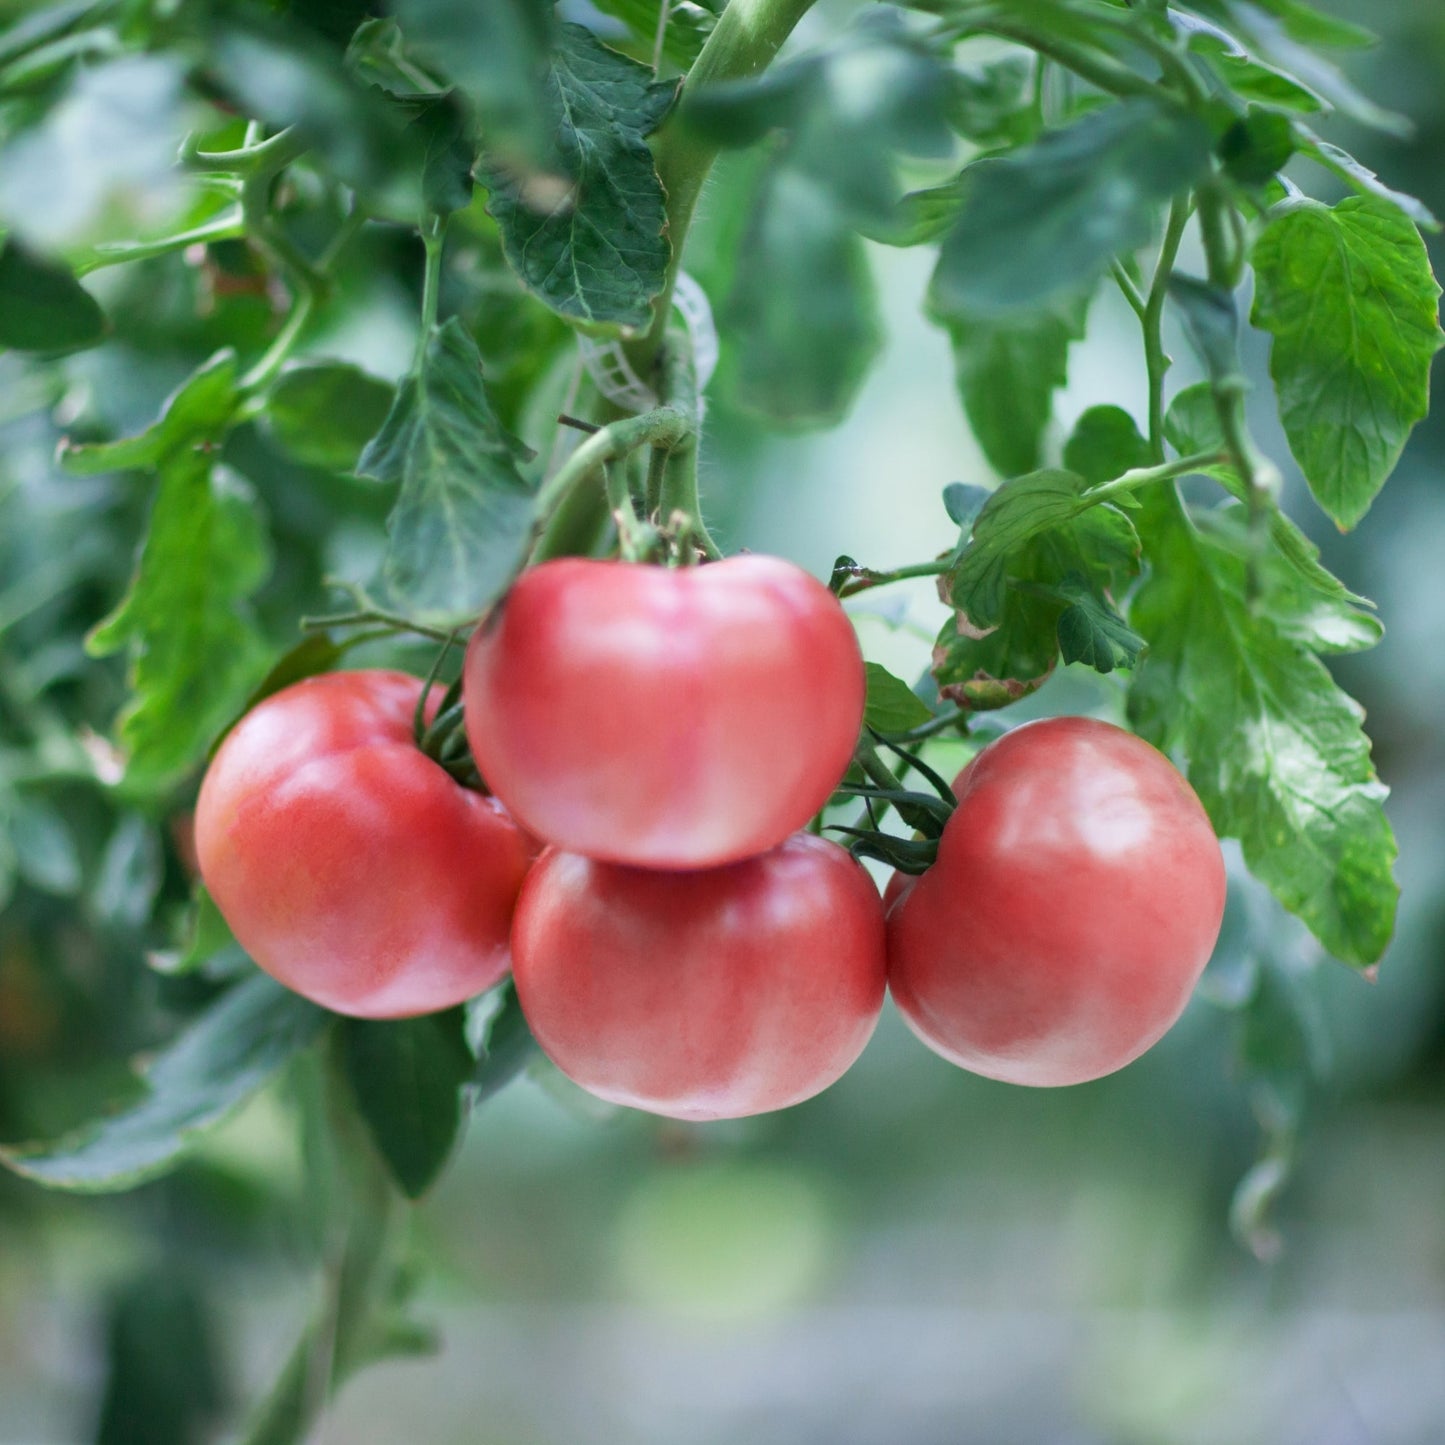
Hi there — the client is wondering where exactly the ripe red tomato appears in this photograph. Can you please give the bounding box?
[886,716,1226,1086]
[512,833,887,1119]
[462,555,865,869]
[196,670,535,1019]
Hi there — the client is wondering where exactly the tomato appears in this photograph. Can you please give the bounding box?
[512,833,887,1119]
[462,555,865,869]
[886,716,1226,1087]
[195,670,535,1019]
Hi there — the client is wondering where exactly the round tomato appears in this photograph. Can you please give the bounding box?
[196,670,535,1019]
[886,716,1226,1087]
[512,833,887,1119]
[462,555,865,870]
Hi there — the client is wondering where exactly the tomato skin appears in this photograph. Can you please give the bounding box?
[462,555,865,870]
[195,671,535,1019]
[512,833,887,1120]
[886,716,1226,1087]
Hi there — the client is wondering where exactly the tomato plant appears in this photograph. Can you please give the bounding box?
[886,717,1227,1087]
[0,0,1440,1436]
[513,833,886,1119]
[196,671,534,1018]
[463,555,864,867]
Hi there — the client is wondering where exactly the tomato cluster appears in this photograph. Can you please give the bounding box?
[196,557,1226,1117]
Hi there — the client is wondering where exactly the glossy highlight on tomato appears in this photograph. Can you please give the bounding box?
[512,833,888,1119]
[462,555,865,870]
[887,716,1227,1087]
[196,670,535,1019]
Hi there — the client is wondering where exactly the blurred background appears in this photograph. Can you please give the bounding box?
[3,0,1445,1442]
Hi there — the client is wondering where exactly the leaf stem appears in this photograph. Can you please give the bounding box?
[415,216,446,371]
[1084,449,1227,503]
[836,559,951,599]
[1144,195,1192,463]
[1196,184,1281,517]
[73,209,247,276]
[531,406,694,561]
[300,609,457,644]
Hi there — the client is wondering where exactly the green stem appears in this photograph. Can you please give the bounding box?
[1196,184,1280,515]
[1085,449,1227,504]
[185,125,306,173]
[622,0,819,381]
[415,216,446,370]
[239,1043,406,1445]
[850,734,949,839]
[836,559,951,599]
[241,283,316,392]
[531,405,694,561]
[73,209,246,276]
[968,20,1153,100]
[301,609,456,644]
[1144,195,1192,464]
[1110,259,1147,321]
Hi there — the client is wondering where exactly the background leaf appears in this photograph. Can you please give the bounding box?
[264,361,396,473]
[930,296,1089,477]
[724,164,882,429]
[930,99,1212,316]
[0,975,327,1192]
[0,236,106,352]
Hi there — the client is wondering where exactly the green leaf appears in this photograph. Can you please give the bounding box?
[358,317,537,622]
[945,468,1139,628]
[408,91,476,217]
[867,174,968,248]
[589,0,717,69]
[929,99,1212,316]
[87,457,271,785]
[932,592,1059,711]
[1051,578,1146,673]
[1295,130,1439,231]
[1242,0,1375,50]
[942,482,991,533]
[72,354,271,784]
[1218,109,1295,188]
[725,164,882,429]
[1128,490,1396,966]
[465,982,537,1106]
[480,25,674,333]
[1168,274,1241,386]
[6,794,82,895]
[933,467,1141,708]
[682,19,952,229]
[390,0,555,165]
[0,975,328,1191]
[863,663,934,734]
[264,361,396,472]
[1164,383,1383,653]
[341,1008,474,1199]
[1062,405,1150,486]
[208,18,417,196]
[930,295,1089,478]
[0,235,106,353]
[1251,197,1444,530]
[60,350,240,475]
[1228,5,1406,134]
[151,886,246,979]
[944,55,1033,146]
